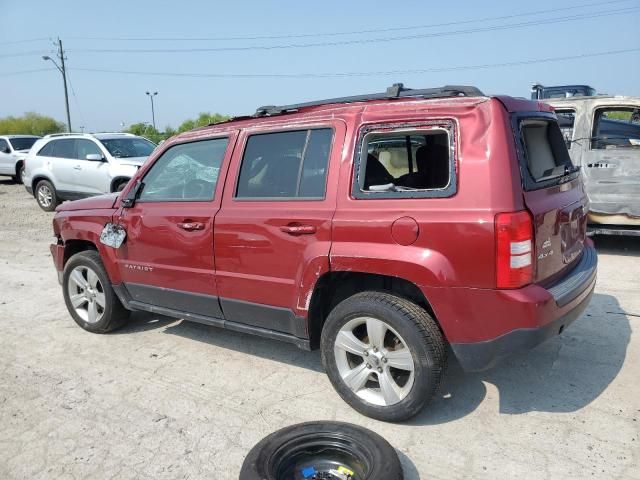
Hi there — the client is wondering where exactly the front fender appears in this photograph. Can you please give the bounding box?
[56,210,121,283]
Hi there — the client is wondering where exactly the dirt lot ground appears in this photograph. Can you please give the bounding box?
[0,178,638,480]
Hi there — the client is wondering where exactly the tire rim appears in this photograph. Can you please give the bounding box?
[270,432,369,479]
[67,266,106,324]
[37,185,53,208]
[334,317,415,406]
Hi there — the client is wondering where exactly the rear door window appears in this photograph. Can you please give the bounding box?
[51,139,76,159]
[236,128,333,199]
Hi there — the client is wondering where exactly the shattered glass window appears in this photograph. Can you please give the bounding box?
[138,138,228,201]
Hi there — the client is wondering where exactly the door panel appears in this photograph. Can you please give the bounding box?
[114,134,236,317]
[73,139,111,194]
[214,122,344,336]
[0,139,11,174]
[581,105,640,217]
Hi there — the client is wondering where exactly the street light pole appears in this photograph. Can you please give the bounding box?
[145,91,158,130]
[42,39,71,133]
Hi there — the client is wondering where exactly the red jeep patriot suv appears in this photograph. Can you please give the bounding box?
[50,84,597,421]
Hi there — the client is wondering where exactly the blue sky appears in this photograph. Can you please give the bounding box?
[2,0,639,132]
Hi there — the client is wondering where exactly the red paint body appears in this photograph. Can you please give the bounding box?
[50,94,595,362]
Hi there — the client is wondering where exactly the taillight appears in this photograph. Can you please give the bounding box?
[495,210,533,289]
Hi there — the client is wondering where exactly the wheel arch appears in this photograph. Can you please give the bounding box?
[63,239,98,267]
[31,175,54,196]
[14,159,24,177]
[110,176,131,192]
[306,271,442,349]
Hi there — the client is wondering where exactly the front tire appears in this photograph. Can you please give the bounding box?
[321,291,447,422]
[35,179,59,211]
[62,251,129,333]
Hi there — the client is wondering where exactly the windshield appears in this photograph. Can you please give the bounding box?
[99,137,155,158]
[9,137,38,151]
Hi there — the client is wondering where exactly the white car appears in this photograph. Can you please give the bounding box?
[24,133,156,211]
[0,135,41,184]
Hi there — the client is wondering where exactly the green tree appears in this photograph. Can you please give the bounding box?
[124,112,230,144]
[177,112,230,133]
[0,112,65,136]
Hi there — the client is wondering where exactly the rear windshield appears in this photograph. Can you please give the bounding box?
[9,137,38,151]
[99,137,155,158]
[519,119,575,183]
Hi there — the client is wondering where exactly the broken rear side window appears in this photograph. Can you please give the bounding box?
[592,107,640,149]
[355,128,454,198]
[520,120,575,183]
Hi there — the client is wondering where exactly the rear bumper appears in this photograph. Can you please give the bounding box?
[445,242,598,371]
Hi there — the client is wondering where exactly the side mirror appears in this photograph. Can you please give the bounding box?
[122,180,143,208]
[86,153,105,161]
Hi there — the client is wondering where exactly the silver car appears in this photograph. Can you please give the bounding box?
[24,133,156,211]
[545,95,640,233]
[0,135,41,183]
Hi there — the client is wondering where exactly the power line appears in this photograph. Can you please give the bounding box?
[66,7,640,54]
[0,50,47,59]
[64,0,634,41]
[0,37,50,46]
[67,48,640,79]
[0,67,56,77]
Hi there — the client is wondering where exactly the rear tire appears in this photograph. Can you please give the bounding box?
[12,162,25,184]
[321,291,447,422]
[35,179,59,211]
[62,250,130,333]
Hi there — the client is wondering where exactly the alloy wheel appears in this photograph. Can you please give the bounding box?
[37,185,53,208]
[334,317,415,406]
[66,265,106,324]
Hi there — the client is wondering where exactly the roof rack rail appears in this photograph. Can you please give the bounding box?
[44,132,85,138]
[254,83,484,117]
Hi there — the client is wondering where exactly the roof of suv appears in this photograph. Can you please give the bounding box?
[167,83,550,145]
[0,135,41,139]
[42,132,138,141]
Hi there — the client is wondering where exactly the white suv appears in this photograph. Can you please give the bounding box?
[24,133,156,211]
[0,135,41,184]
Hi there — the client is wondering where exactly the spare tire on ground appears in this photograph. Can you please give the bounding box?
[240,421,403,480]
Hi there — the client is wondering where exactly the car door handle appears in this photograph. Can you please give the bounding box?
[73,165,82,170]
[177,222,205,231]
[279,224,316,235]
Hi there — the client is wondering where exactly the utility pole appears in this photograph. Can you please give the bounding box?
[42,38,72,132]
[58,39,71,133]
[146,91,158,130]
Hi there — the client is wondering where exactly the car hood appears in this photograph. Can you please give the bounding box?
[13,150,29,157]
[56,193,119,212]
[114,156,148,167]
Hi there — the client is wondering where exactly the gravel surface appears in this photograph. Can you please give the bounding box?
[0,179,638,480]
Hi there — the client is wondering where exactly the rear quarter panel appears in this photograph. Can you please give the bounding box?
[330,98,524,291]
